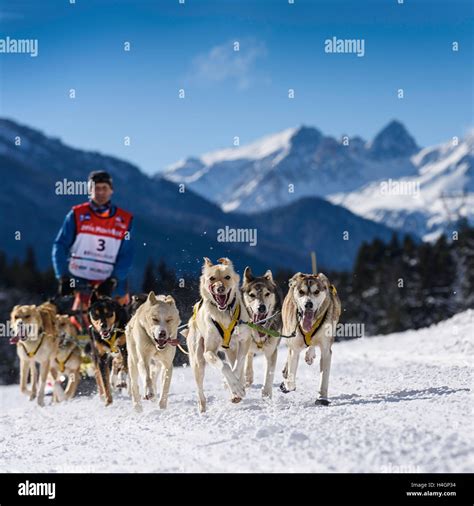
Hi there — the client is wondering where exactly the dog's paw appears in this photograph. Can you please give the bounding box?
[37,397,45,407]
[133,403,143,413]
[231,396,242,404]
[279,382,295,394]
[305,348,315,366]
[262,388,272,399]
[159,399,167,410]
[143,392,155,401]
[198,400,206,413]
[315,398,330,406]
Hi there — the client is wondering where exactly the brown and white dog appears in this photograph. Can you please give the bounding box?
[10,302,58,406]
[280,272,341,405]
[49,315,82,402]
[126,292,181,412]
[185,257,252,412]
[241,267,282,398]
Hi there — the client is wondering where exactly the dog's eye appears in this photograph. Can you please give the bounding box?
[314,290,320,295]
[165,318,173,323]
[249,293,256,298]
[298,290,305,295]
[209,276,216,282]
[152,318,159,324]
[265,293,270,297]
[224,275,231,280]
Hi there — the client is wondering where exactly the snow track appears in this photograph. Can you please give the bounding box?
[1,311,472,473]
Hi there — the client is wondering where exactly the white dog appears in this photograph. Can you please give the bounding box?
[185,257,252,412]
[126,292,181,412]
[280,272,341,405]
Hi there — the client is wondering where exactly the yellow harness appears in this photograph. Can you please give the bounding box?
[102,331,120,353]
[55,347,76,372]
[20,334,44,358]
[193,298,241,349]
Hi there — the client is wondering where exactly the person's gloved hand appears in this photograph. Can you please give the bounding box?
[58,276,74,296]
[97,277,117,297]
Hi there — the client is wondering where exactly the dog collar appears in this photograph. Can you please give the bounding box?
[298,309,328,347]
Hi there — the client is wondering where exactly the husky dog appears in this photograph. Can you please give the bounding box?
[280,272,341,405]
[126,292,181,412]
[10,302,58,406]
[49,315,82,402]
[241,267,282,398]
[88,293,129,406]
[185,257,252,412]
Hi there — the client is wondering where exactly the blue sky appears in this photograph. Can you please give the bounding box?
[0,0,472,174]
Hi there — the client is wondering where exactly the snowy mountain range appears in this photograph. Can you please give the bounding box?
[0,118,398,281]
[164,121,473,240]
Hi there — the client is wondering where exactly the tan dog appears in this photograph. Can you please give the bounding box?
[126,292,181,412]
[49,315,82,402]
[185,257,252,412]
[241,267,282,398]
[10,302,58,406]
[280,272,341,405]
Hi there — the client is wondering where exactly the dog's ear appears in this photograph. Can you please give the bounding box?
[203,257,213,268]
[217,257,232,266]
[263,269,274,282]
[317,272,330,288]
[147,291,158,305]
[288,272,302,288]
[243,266,253,283]
[163,295,176,306]
[38,306,55,336]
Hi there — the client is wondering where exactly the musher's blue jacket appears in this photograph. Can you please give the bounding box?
[52,202,134,296]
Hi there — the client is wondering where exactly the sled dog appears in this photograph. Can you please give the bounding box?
[241,267,282,398]
[185,257,252,412]
[280,272,341,405]
[10,302,58,406]
[126,292,180,412]
[88,293,129,406]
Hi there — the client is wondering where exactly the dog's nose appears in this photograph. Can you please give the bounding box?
[159,330,167,339]
[258,304,266,313]
[305,301,313,310]
[216,285,225,294]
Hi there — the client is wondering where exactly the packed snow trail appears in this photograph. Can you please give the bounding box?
[1,311,472,473]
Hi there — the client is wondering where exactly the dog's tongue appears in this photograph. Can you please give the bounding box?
[9,336,19,345]
[253,312,266,323]
[216,294,227,308]
[302,311,314,332]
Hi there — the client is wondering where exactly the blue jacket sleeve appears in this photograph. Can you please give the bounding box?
[112,217,134,282]
[52,210,76,279]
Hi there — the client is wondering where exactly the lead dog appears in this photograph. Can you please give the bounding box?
[280,272,341,405]
[126,292,180,412]
[241,267,282,398]
[10,302,58,406]
[185,257,252,412]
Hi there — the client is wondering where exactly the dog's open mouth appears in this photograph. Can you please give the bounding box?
[9,335,19,344]
[253,311,268,337]
[100,329,112,339]
[302,310,315,332]
[154,338,167,350]
[210,288,230,310]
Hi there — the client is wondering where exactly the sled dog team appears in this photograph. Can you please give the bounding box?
[10,257,341,412]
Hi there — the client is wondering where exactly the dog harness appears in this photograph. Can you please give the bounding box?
[19,332,44,358]
[192,297,241,349]
[69,202,132,281]
[101,330,123,353]
[55,346,77,372]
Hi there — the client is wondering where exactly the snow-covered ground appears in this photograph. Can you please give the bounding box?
[1,311,472,473]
